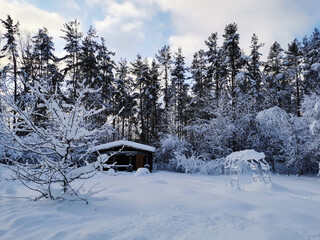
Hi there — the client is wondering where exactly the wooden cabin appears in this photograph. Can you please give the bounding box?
[91,140,156,172]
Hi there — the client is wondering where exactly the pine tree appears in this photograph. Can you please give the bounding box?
[96,37,116,118]
[149,59,161,143]
[0,15,20,103]
[32,28,55,80]
[20,35,34,94]
[303,28,320,94]
[155,45,172,129]
[171,48,189,138]
[30,28,62,94]
[190,49,212,121]
[78,26,102,114]
[79,26,99,89]
[222,23,242,104]
[30,28,61,125]
[61,20,83,100]
[264,41,291,111]
[205,32,227,105]
[131,54,150,143]
[115,58,134,138]
[248,33,264,110]
[285,39,303,116]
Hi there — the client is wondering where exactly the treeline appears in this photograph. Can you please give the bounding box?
[1,15,320,174]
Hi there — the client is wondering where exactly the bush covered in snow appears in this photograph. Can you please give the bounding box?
[171,153,204,174]
[184,114,233,160]
[255,106,317,175]
[154,134,192,171]
[155,134,225,175]
[171,153,225,175]
[0,81,115,202]
[301,94,320,175]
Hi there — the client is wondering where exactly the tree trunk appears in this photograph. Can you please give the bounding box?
[295,66,301,117]
[13,51,17,103]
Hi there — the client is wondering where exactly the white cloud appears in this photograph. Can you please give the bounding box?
[92,0,153,33]
[63,0,81,11]
[0,0,66,38]
[3,0,318,65]
[121,21,143,32]
[94,16,119,33]
[169,34,203,60]
[85,0,111,8]
[152,0,320,61]
[108,1,149,19]
[91,0,157,61]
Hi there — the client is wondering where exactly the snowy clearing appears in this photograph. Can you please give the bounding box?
[1,166,320,240]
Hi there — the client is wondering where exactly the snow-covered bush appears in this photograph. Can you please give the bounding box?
[256,107,294,172]
[302,93,320,134]
[198,158,226,175]
[256,106,316,175]
[154,134,191,171]
[0,80,115,202]
[301,94,320,175]
[172,153,225,175]
[168,151,225,175]
[0,141,3,163]
[171,153,203,174]
[185,114,233,160]
[155,132,226,175]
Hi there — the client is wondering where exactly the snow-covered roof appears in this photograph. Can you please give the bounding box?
[226,150,265,162]
[91,140,156,153]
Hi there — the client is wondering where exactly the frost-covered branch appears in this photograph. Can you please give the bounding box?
[0,79,116,201]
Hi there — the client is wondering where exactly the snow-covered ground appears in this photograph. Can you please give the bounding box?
[0,166,320,240]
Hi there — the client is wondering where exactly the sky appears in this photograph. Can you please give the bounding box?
[1,0,320,64]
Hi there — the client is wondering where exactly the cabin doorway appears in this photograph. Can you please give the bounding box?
[136,155,144,169]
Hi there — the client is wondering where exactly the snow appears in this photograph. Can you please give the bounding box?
[97,154,110,163]
[311,62,320,71]
[310,120,320,135]
[314,101,320,114]
[106,168,117,176]
[226,149,265,161]
[134,167,150,176]
[91,140,156,153]
[1,165,320,240]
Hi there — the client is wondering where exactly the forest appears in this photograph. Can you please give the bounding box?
[1,14,320,179]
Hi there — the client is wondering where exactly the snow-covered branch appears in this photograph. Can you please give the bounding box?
[0,80,115,201]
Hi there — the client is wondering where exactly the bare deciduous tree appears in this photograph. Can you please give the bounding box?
[0,79,116,202]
